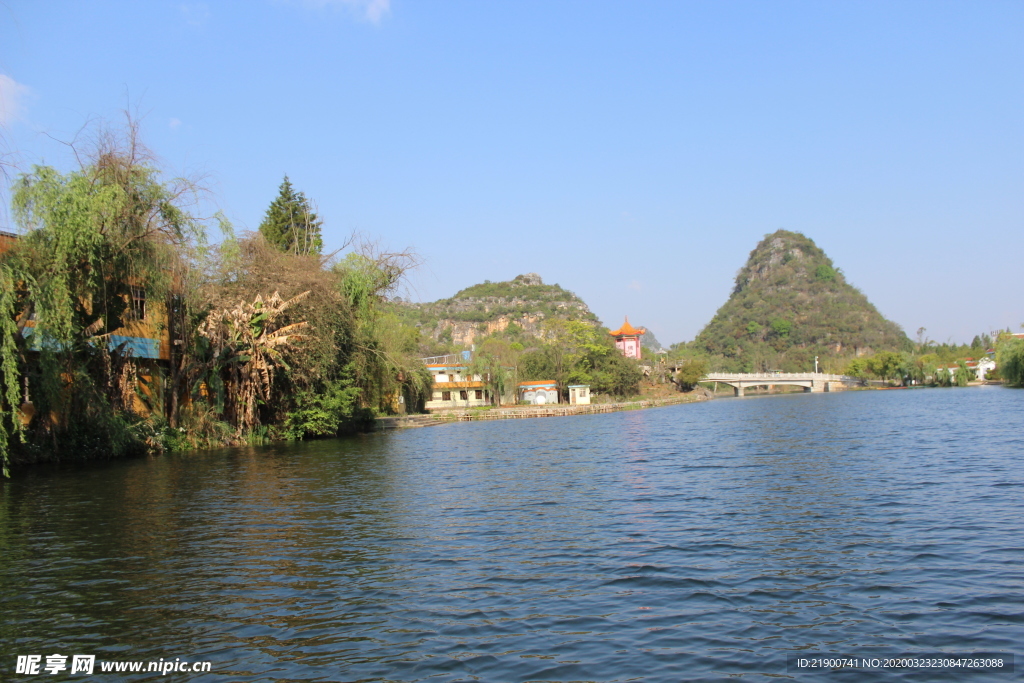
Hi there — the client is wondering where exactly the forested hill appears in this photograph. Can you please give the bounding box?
[396,273,599,346]
[694,230,910,372]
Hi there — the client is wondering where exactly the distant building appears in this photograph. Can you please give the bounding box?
[519,380,559,405]
[424,363,490,410]
[939,358,997,380]
[609,317,646,360]
[568,385,590,405]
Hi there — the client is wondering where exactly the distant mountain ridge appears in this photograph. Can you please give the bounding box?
[397,273,598,346]
[694,230,909,372]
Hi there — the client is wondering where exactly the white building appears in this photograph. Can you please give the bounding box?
[424,363,491,410]
[940,358,997,380]
[518,381,559,405]
[568,385,591,405]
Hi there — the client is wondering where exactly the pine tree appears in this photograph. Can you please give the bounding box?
[258,175,323,255]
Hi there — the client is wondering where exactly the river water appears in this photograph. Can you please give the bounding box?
[1,387,1021,681]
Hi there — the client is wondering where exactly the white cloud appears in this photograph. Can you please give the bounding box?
[294,0,391,23]
[0,74,31,127]
[628,280,643,292]
[169,118,182,131]
[362,0,389,23]
[179,3,211,28]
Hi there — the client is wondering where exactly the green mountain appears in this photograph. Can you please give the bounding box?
[397,273,598,347]
[694,230,910,372]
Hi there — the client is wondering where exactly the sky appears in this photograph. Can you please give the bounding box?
[1,0,1021,347]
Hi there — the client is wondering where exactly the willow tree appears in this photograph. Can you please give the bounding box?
[334,251,431,415]
[996,336,1024,387]
[469,337,521,406]
[0,125,205,473]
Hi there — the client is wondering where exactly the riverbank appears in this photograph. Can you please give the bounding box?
[376,392,710,430]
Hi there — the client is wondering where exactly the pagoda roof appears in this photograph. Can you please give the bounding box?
[608,316,646,337]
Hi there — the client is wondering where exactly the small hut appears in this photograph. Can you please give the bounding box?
[518,380,559,405]
[568,385,591,405]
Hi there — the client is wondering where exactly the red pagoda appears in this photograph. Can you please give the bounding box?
[609,317,646,360]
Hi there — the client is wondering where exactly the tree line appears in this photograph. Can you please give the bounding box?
[0,123,431,476]
[655,327,1024,390]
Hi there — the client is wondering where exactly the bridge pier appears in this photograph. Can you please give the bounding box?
[734,385,745,397]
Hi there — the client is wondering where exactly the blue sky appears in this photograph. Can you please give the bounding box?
[1,0,1021,346]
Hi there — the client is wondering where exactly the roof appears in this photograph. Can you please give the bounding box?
[519,380,557,388]
[432,381,485,389]
[608,316,646,337]
[21,330,164,359]
[0,230,19,256]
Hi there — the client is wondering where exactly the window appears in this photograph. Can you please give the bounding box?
[460,390,468,400]
[442,391,451,401]
[475,390,482,400]
[131,287,146,320]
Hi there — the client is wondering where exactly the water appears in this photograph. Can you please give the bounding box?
[1,387,1022,681]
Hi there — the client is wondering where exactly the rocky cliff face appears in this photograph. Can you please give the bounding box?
[398,273,598,346]
[694,230,909,371]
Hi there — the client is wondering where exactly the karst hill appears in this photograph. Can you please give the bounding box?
[397,273,600,347]
[694,230,910,372]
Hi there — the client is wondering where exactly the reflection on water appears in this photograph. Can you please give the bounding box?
[2,387,1022,681]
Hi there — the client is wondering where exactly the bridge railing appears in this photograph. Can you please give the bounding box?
[702,372,857,382]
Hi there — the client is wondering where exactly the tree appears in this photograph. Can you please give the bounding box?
[770,318,792,338]
[195,290,311,435]
[258,175,323,255]
[904,356,928,386]
[865,351,903,381]
[916,327,928,348]
[996,336,1024,387]
[844,358,868,378]
[201,233,426,439]
[1,122,206,473]
[672,358,708,391]
[814,264,837,282]
[469,337,520,406]
[953,360,973,387]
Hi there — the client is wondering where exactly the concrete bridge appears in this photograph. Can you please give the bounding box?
[702,372,858,397]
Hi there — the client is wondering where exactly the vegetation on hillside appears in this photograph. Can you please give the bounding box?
[395,273,645,401]
[691,230,910,372]
[396,273,598,329]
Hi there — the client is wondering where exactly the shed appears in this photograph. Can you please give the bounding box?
[518,380,559,405]
[568,385,591,405]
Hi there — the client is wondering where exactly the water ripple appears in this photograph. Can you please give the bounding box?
[1,387,1022,681]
